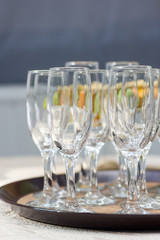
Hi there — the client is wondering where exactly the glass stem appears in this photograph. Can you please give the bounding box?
[81,148,89,181]
[138,151,149,199]
[63,156,78,207]
[118,152,127,188]
[126,157,140,208]
[80,160,89,183]
[76,163,84,186]
[50,151,59,191]
[76,149,89,186]
[87,149,100,194]
[42,153,52,197]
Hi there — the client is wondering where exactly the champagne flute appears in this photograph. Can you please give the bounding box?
[146,69,160,201]
[104,61,139,198]
[120,67,160,210]
[47,67,92,212]
[135,68,160,209]
[65,61,99,192]
[109,65,154,214]
[26,70,62,208]
[79,69,116,206]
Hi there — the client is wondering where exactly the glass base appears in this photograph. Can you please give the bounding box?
[109,185,127,199]
[28,190,65,209]
[102,180,117,190]
[79,190,116,206]
[33,188,67,199]
[55,189,67,198]
[33,191,49,199]
[140,196,160,210]
[153,195,160,203]
[27,196,60,209]
[119,202,149,214]
[57,199,94,213]
[103,180,127,199]
[27,200,50,209]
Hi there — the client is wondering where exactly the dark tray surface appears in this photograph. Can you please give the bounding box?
[1,170,160,231]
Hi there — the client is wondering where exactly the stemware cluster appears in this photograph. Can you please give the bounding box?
[26,61,160,214]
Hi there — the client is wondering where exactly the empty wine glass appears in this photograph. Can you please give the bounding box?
[47,67,92,212]
[146,69,160,200]
[109,65,154,214]
[136,68,160,209]
[26,70,63,208]
[104,61,139,198]
[79,69,116,206]
[65,61,99,192]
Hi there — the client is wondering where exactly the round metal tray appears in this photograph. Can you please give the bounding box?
[0,170,160,230]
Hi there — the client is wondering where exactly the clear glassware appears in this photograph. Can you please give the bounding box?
[47,67,92,212]
[147,69,160,199]
[120,67,160,210]
[79,69,116,206]
[64,61,99,192]
[137,68,160,209]
[109,65,154,214]
[26,70,63,208]
[103,61,139,198]
[151,128,160,197]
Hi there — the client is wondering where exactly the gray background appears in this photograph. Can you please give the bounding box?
[0,0,160,156]
[0,0,160,84]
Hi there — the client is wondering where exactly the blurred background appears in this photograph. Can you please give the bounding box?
[0,0,160,156]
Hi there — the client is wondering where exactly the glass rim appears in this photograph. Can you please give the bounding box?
[65,61,99,64]
[49,67,89,72]
[28,70,49,74]
[110,65,152,71]
[89,69,109,73]
[106,61,139,65]
[152,68,160,71]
